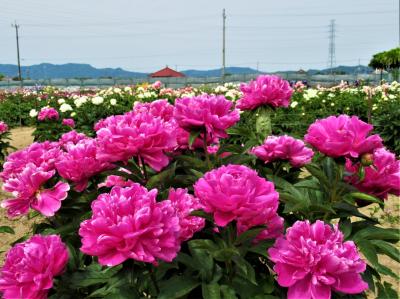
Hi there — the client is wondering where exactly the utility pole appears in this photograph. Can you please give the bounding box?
[327,19,336,83]
[11,21,22,85]
[398,0,400,46]
[222,8,226,82]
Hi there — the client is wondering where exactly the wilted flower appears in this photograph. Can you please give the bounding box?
[62,118,75,128]
[194,164,283,240]
[0,234,68,299]
[79,184,181,266]
[96,112,176,171]
[167,188,205,242]
[237,75,293,110]
[174,94,240,143]
[56,138,112,192]
[38,107,59,121]
[304,115,383,158]
[251,135,314,167]
[0,121,8,134]
[268,220,368,299]
[345,148,400,200]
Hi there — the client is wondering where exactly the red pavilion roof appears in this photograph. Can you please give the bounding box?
[150,66,185,78]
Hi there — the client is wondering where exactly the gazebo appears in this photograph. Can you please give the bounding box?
[150,66,185,78]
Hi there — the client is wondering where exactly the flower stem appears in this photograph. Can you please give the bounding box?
[203,129,211,170]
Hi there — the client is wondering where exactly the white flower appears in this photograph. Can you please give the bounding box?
[125,86,132,92]
[91,96,104,105]
[330,102,335,107]
[290,101,298,108]
[71,112,76,117]
[74,96,88,108]
[388,94,395,99]
[58,98,65,104]
[29,109,38,118]
[113,88,121,93]
[110,98,117,106]
[60,103,73,112]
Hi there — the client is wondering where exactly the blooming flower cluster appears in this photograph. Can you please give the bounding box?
[79,184,181,266]
[0,234,69,299]
[38,107,59,121]
[251,135,314,167]
[268,220,368,299]
[0,142,69,217]
[345,148,400,200]
[194,164,283,239]
[237,75,293,110]
[305,115,383,158]
[174,94,240,147]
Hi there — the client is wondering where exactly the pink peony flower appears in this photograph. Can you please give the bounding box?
[95,112,176,171]
[194,164,283,240]
[132,99,175,122]
[2,163,69,217]
[62,118,75,128]
[38,107,59,121]
[98,175,135,189]
[152,80,162,89]
[58,130,88,148]
[174,94,240,142]
[237,75,293,110]
[251,135,314,167]
[79,184,181,266]
[304,115,383,158]
[0,121,8,134]
[0,234,69,299]
[345,148,400,200]
[167,188,205,242]
[56,138,113,192]
[0,141,61,183]
[268,220,368,299]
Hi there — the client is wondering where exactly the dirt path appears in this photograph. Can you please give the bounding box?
[0,127,39,259]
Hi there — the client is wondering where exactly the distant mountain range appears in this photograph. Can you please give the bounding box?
[0,63,373,79]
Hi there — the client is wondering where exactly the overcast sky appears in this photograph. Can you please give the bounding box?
[1,0,398,72]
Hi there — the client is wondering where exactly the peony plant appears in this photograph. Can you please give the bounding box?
[0,77,399,299]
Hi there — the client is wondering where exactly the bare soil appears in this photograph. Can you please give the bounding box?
[0,127,398,298]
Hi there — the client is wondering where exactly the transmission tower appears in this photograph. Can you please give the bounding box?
[327,19,336,78]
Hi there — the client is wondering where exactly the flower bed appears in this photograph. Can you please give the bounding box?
[0,76,399,299]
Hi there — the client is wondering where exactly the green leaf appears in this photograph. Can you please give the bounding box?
[190,210,214,222]
[235,226,266,245]
[248,240,274,258]
[339,218,352,240]
[376,282,399,299]
[202,283,221,299]
[0,226,15,234]
[69,264,122,288]
[371,240,400,263]
[213,247,239,262]
[158,275,200,299]
[353,226,399,243]
[233,256,257,285]
[146,162,176,189]
[220,285,238,299]
[350,192,382,204]
[189,129,202,147]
